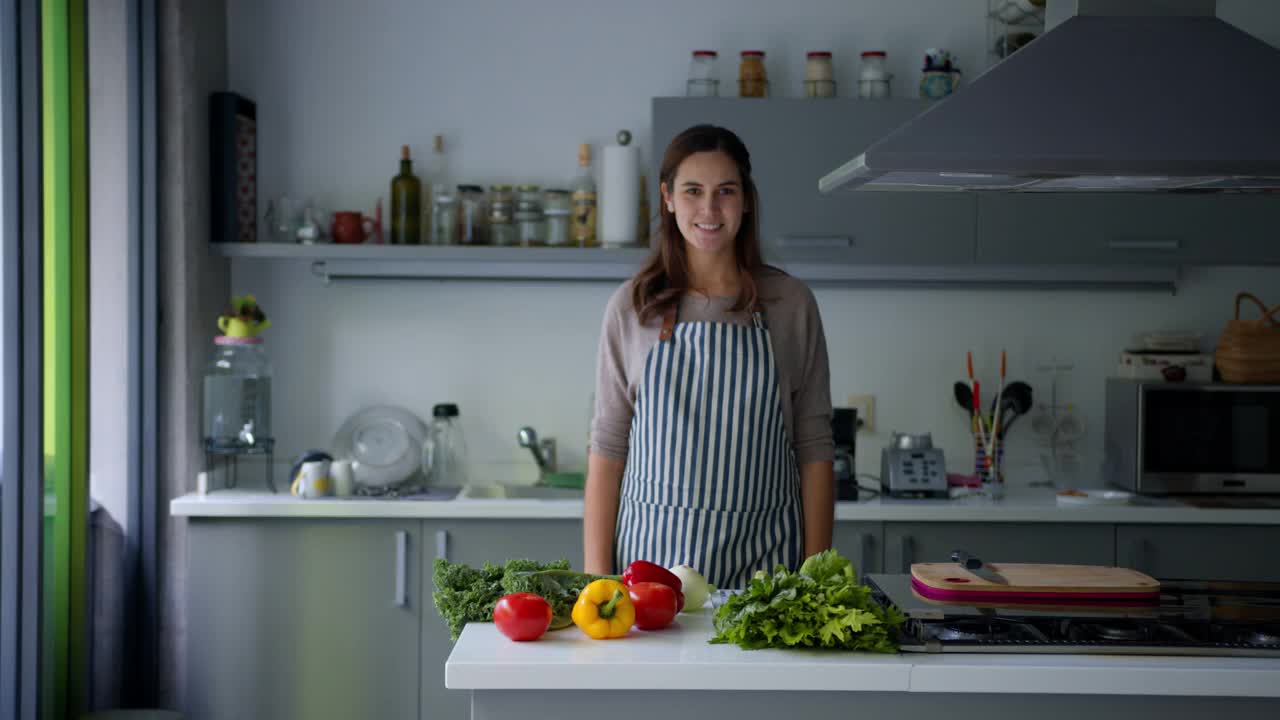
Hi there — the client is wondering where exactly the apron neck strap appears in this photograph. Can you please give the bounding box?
[659,305,677,342]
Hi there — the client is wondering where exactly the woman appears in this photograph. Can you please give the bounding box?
[584,124,834,589]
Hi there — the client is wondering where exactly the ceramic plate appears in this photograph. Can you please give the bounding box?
[331,405,428,488]
[1055,488,1134,507]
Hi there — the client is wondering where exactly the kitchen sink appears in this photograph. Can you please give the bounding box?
[457,484,584,500]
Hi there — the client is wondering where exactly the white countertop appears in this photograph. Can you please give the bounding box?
[170,487,1280,524]
[444,608,1280,697]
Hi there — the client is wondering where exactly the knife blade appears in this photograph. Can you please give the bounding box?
[950,549,1009,585]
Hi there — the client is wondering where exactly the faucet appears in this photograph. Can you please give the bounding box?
[517,426,557,480]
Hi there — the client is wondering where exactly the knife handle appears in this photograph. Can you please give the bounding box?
[950,549,982,570]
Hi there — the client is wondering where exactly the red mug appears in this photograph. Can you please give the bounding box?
[331,211,373,244]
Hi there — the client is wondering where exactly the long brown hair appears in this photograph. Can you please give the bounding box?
[631,124,766,325]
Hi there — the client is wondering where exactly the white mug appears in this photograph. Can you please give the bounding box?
[291,459,332,498]
[330,458,355,497]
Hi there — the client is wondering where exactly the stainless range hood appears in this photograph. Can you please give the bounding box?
[820,0,1280,193]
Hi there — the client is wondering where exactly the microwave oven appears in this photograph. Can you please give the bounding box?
[1104,378,1280,494]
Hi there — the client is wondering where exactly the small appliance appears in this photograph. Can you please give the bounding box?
[880,432,947,498]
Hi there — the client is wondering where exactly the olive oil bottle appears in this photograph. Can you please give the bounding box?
[390,144,422,245]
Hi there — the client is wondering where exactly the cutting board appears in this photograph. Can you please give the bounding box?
[911,563,1161,603]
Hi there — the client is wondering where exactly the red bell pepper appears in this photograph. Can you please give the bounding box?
[621,560,684,611]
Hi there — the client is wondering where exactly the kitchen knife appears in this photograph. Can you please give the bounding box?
[950,549,1009,585]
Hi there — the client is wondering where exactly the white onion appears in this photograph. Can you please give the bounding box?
[668,565,713,612]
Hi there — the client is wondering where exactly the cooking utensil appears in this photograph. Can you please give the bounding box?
[953,381,974,413]
[950,549,1008,585]
[911,562,1160,603]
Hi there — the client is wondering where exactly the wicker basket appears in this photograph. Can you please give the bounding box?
[1215,292,1280,383]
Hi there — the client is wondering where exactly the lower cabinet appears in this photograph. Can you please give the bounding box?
[832,522,884,581]
[185,519,422,720]
[882,522,1116,573]
[421,519,583,720]
[1116,524,1280,581]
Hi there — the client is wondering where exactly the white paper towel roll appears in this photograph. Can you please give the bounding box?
[600,145,640,247]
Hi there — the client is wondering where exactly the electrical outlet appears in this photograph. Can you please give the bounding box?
[846,394,875,433]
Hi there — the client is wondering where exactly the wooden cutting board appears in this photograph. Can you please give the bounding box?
[911,562,1161,603]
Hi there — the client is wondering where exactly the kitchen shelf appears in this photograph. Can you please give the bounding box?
[210,243,1180,291]
[210,243,651,283]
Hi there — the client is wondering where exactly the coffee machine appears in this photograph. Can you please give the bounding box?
[832,407,859,500]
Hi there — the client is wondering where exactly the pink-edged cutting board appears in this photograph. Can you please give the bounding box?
[910,562,1161,603]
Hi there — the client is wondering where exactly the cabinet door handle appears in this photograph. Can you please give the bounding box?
[435,529,449,561]
[1108,239,1181,252]
[395,530,408,608]
[780,234,853,250]
[856,533,875,581]
[900,535,915,573]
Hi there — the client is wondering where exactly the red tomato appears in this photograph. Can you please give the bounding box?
[628,582,679,631]
[493,593,552,641]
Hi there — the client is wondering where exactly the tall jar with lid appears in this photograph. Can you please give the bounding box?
[431,186,460,245]
[858,51,892,99]
[488,184,516,247]
[421,403,467,489]
[686,50,719,96]
[804,51,836,98]
[738,50,768,97]
[457,184,488,245]
[543,189,572,247]
[514,184,545,246]
[202,335,273,453]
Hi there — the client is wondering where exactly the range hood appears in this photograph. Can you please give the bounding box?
[820,0,1280,193]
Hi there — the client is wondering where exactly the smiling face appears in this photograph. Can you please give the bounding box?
[661,150,746,258]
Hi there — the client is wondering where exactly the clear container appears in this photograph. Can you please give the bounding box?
[804,51,836,98]
[515,185,545,246]
[421,403,467,489]
[431,193,460,245]
[543,189,572,247]
[488,184,515,246]
[457,184,487,245]
[859,51,891,99]
[202,336,273,452]
[738,50,768,98]
[686,50,719,97]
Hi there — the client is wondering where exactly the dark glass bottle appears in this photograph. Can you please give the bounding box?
[390,144,422,245]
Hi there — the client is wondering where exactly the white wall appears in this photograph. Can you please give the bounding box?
[89,0,131,529]
[225,0,1280,487]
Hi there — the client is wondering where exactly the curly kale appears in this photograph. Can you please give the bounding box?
[431,557,614,641]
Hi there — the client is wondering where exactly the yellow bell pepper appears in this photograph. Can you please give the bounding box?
[572,579,635,639]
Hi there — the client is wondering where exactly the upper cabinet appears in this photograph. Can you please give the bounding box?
[976,194,1280,265]
[652,98,977,266]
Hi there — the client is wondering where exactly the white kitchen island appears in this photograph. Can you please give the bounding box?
[446,607,1280,720]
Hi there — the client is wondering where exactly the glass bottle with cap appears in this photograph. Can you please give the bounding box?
[421,403,467,489]
[804,51,836,98]
[738,50,768,97]
[515,184,545,246]
[488,184,516,246]
[543,189,572,246]
[687,50,719,96]
[457,184,487,245]
[858,51,892,99]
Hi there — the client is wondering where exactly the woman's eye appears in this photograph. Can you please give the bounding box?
[685,188,701,196]
[719,187,736,196]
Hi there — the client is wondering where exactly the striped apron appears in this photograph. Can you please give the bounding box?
[614,302,803,590]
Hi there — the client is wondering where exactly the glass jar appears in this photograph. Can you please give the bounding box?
[202,336,273,453]
[804,51,836,98]
[686,50,719,97]
[487,184,515,246]
[456,184,487,245]
[543,189,572,247]
[738,50,768,98]
[858,51,891,99]
[421,403,467,489]
[432,193,460,245]
[515,184,544,246]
